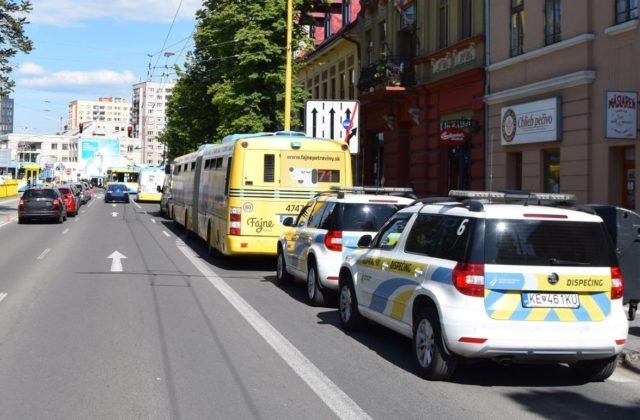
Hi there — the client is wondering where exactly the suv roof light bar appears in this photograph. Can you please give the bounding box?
[326,186,416,199]
[449,190,576,205]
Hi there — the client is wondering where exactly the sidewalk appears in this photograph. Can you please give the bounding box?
[622,304,640,374]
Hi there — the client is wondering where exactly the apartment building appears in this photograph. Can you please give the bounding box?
[68,97,131,131]
[131,81,174,165]
[486,0,638,210]
[0,96,14,135]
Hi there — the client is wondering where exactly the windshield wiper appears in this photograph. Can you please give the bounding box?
[549,257,590,266]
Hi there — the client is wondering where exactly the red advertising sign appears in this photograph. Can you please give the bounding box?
[439,127,468,146]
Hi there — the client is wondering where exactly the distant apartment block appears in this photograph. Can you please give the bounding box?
[0,96,14,135]
[68,97,132,131]
[131,81,174,165]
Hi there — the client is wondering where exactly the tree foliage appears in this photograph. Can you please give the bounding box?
[0,0,33,95]
[160,0,313,160]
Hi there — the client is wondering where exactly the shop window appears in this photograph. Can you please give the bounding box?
[511,0,525,56]
[545,0,562,45]
[616,0,638,24]
[543,150,560,193]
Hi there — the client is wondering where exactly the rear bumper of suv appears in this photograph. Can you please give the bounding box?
[441,304,628,361]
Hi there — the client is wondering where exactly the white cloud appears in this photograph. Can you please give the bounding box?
[19,69,138,88]
[17,62,47,76]
[28,0,201,27]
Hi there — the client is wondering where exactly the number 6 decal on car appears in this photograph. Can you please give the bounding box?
[457,219,469,236]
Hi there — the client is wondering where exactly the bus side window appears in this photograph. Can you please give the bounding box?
[224,157,232,196]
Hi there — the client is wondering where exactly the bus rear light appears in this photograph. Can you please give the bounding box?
[452,263,485,297]
[324,230,342,252]
[230,207,241,235]
[611,266,624,300]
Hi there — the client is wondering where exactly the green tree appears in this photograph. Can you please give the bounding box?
[160,0,312,159]
[0,0,34,95]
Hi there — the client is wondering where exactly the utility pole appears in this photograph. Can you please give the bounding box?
[284,0,293,131]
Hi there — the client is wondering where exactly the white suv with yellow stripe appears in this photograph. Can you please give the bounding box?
[338,190,629,382]
[276,187,415,306]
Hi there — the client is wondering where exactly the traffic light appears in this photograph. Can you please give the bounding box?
[127,126,133,138]
[79,122,83,133]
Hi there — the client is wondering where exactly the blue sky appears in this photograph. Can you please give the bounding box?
[11,0,202,133]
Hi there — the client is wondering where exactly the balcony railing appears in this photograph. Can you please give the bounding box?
[358,56,414,92]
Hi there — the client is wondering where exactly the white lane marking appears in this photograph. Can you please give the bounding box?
[176,240,371,420]
[151,219,156,224]
[132,201,142,209]
[107,251,127,272]
[112,212,119,217]
[111,204,117,207]
[37,248,51,260]
[62,228,70,235]
[162,231,170,237]
[0,293,7,303]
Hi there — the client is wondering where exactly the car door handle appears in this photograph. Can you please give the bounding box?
[414,268,423,277]
[381,262,389,271]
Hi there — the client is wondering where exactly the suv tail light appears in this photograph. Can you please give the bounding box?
[229,206,241,235]
[18,199,24,210]
[611,266,624,300]
[324,230,342,252]
[52,199,61,208]
[452,263,485,297]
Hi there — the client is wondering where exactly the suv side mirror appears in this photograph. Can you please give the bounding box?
[357,234,373,247]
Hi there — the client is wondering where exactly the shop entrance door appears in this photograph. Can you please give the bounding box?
[623,147,635,210]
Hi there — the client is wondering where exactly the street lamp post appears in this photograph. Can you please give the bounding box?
[284,0,293,131]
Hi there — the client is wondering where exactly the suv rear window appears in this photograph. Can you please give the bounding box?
[23,189,56,199]
[334,203,405,232]
[484,219,617,266]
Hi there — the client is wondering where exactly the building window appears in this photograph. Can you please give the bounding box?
[545,0,561,45]
[439,0,449,49]
[342,0,351,25]
[51,143,58,150]
[511,0,525,56]
[616,0,638,23]
[62,144,68,151]
[460,0,472,39]
[543,150,560,193]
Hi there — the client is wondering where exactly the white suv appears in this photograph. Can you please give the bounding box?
[338,190,629,382]
[276,187,416,306]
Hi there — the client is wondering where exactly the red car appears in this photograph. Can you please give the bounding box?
[57,186,79,216]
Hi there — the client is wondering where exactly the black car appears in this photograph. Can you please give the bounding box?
[105,183,130,203]
[18,187,67,224]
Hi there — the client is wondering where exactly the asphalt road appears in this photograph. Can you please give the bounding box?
[0,193,638,419]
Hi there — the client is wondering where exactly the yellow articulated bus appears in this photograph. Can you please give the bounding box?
[170,132,353,257]
[137,165,166,202]
[17,163,42,192]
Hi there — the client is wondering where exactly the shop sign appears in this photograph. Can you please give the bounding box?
[439,127,467,146]
[605,91,637,139]
[431,43,477,75]
[500,97,561,145]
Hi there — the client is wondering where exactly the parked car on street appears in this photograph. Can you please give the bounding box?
[276,186,416,306]
[18,186,67,224]
[73,182,90,204]
[57,185,79,216]
[104,183,130,203]
[338,190,628,382]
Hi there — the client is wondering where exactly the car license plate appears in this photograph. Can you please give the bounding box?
[522,292,579,308]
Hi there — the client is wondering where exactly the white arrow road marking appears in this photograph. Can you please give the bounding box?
[0,293,7,303]
[112,212,119,217]
[107,251,127,272]
[37,248,51,260]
